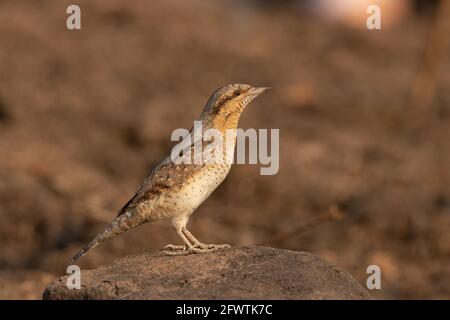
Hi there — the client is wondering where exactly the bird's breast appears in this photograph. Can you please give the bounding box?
[173,163,231,215]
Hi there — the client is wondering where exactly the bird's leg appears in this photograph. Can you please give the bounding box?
[164,217,192,252]
[164,228,218,256]
[163,218,225,255]
[163,228,193,255]
[182,228,209,249]
[183,228,230,250]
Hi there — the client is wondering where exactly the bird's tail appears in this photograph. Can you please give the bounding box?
[71,214,137,263]
[71,236,101,263]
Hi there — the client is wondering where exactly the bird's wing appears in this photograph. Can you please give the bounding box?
[116,159,204,217]
[116,158,173,216]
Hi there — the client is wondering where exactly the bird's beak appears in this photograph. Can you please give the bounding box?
[248,87,270,97]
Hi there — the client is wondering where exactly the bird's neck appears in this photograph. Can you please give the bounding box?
[196,112,241,165]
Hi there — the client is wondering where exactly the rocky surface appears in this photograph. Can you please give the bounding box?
[43,246,370,300]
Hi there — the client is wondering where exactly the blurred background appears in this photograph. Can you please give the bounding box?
[0,0,449,299]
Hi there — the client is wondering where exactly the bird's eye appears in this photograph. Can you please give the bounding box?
[233,90,241,97]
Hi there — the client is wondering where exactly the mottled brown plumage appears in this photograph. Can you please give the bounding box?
[72,84,268,261]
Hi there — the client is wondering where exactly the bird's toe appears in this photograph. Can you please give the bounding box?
[208,244,231,249]
[164,244,187,250]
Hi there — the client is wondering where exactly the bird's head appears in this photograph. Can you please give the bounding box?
[200,84,269,128]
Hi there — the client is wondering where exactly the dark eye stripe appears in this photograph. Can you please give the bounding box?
[212,88,249,113]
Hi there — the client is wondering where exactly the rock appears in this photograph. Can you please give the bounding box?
[43,246,370,300]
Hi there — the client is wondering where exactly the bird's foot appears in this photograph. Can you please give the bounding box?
[162,244,230,256]
[196,243,231,250]
[162,244,189,256]
[164,244,187,251]
[164,243,230,250]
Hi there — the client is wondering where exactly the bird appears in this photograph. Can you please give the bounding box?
[72,84,269,261]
